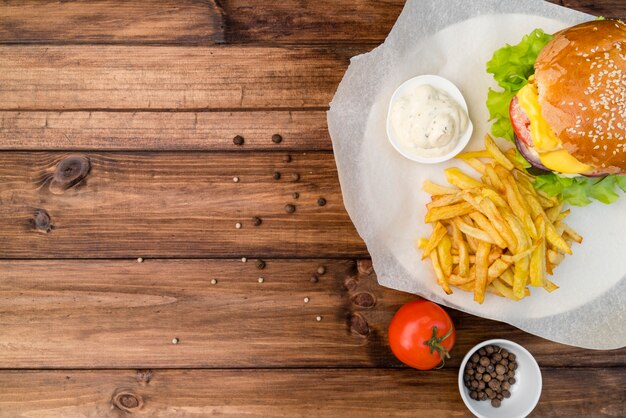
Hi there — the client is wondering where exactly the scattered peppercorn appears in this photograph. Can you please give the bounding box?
[317,197,327,206]
[272,134,283,144]
[273,171,281,180]
[253,216,262,226]
[233,135,244,146]
[256,259,266,270]
[285,204,296,213]
[463,344,518,408]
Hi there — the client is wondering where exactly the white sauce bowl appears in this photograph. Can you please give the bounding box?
[386,74,473,163]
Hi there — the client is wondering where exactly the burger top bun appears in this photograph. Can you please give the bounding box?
[534,19,626,174]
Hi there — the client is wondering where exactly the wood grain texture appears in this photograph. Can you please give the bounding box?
[0,152,365,258]
[0,1,622,45]
[0,0,225,44]
[0,111,331,150]
[0,368,623,417]
[0,45,358,110]
[0,259,623,369]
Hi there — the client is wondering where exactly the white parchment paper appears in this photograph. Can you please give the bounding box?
[328,0,625,349]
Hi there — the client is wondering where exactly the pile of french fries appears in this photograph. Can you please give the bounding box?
[418,135,582,303]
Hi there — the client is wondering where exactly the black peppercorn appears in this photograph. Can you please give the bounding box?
[233,135,244,145]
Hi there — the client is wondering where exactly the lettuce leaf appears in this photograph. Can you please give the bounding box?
[485,28,625,206]
[534,173,624,206]
[486,29,553,92]
[485,29,553,143]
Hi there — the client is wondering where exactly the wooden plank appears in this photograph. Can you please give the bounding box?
[0,111,331,150]
[0,259,623,369]
[0,45,357,110]
[0,152,365,258]
[0,1,623,45]
[554,0,626,19]
[0,0,225,44]
[0,368,623,417]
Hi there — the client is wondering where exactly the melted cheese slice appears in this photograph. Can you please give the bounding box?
[516,78,591,174]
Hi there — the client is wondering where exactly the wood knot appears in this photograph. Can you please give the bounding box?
[357,259,373,275]
[348,313,370,336]
[112,389,143,413]
[343,277,358,291]
[50,155,90,194]
[351,292,376,308]
[33,209,52,233]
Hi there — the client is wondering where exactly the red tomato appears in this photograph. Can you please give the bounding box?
[388,300,456,370]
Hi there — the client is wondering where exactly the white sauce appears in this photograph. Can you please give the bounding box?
[390,84,468,158]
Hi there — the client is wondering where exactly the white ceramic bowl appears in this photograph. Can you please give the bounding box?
[386,74,473,163]
[458,339,542,418]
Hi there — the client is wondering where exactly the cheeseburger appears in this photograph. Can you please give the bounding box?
[509,20,626,175]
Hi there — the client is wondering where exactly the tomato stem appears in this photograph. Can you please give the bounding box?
[424,325,453,369]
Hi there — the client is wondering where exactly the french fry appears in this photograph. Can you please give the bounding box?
[449,274,475,285]
[417,238,429,249]
[479,197,518,251]
[422,180,460,195]
[556,209,571,222]
[529,216,547,287]
[487,258,511,282]
[445,167,486,189]
[474,241,491,304]
[469,211,507,249]
[499,269,515,287]
[430,251,452,295]
[545,203,564,223]
[456,150,492,159]
[421,222,447,259]
[480,188,508,208]
[503,148,528,171]
[543,279,559,292]
[544,214,572,254]
[462,158,487,175]
[562,222,583,244]
[426,193,465,209]
[485,163,505,191]
[437,235,453,277]
[547,249,565,265]
[458,239,470,277]
[485,134,515,170]
[454,218,497,245]
[425,201,475,223]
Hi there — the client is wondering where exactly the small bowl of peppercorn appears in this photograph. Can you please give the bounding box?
[458,339,542,418]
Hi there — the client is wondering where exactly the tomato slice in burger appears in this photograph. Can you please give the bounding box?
[509,96,533,147]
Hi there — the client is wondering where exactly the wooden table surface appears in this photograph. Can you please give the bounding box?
[0,1,624,416]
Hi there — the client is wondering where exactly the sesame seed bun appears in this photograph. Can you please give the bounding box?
[534,20,626,174]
